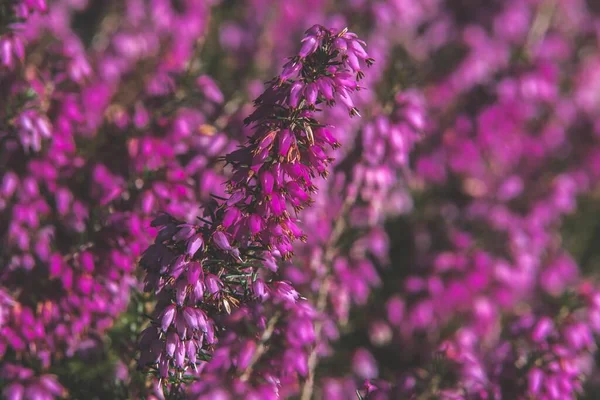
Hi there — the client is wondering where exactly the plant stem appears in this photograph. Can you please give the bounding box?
[301,196,354,400]
[239,311,282,382]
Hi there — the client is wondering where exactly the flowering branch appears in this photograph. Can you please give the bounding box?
[137,24,372,388]
[296,90,426,399]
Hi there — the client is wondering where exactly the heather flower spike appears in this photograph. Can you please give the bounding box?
[138,25,371,384]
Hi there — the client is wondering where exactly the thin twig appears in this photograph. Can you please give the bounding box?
[301,278,331,400]
[524,0,557,57]
[301,196,355,400]
[239,311,282,381]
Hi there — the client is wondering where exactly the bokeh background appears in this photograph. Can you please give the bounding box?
[2,0,600,398]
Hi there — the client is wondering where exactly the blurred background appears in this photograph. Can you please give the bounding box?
[2,0,600,399]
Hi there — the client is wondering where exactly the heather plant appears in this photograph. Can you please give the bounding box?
[2,1,600,400]
[137,25,373,397]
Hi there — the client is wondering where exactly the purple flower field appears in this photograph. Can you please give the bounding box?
[2,1,600,399]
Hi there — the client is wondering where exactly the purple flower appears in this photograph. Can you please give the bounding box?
[160,305,177,332]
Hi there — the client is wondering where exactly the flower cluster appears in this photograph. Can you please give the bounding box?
[137,25,372,390]
[1,363,65,400]
[0,0,233,397]
[287,1,600,399]
[3,0,600,399]
[0,0,47,70]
